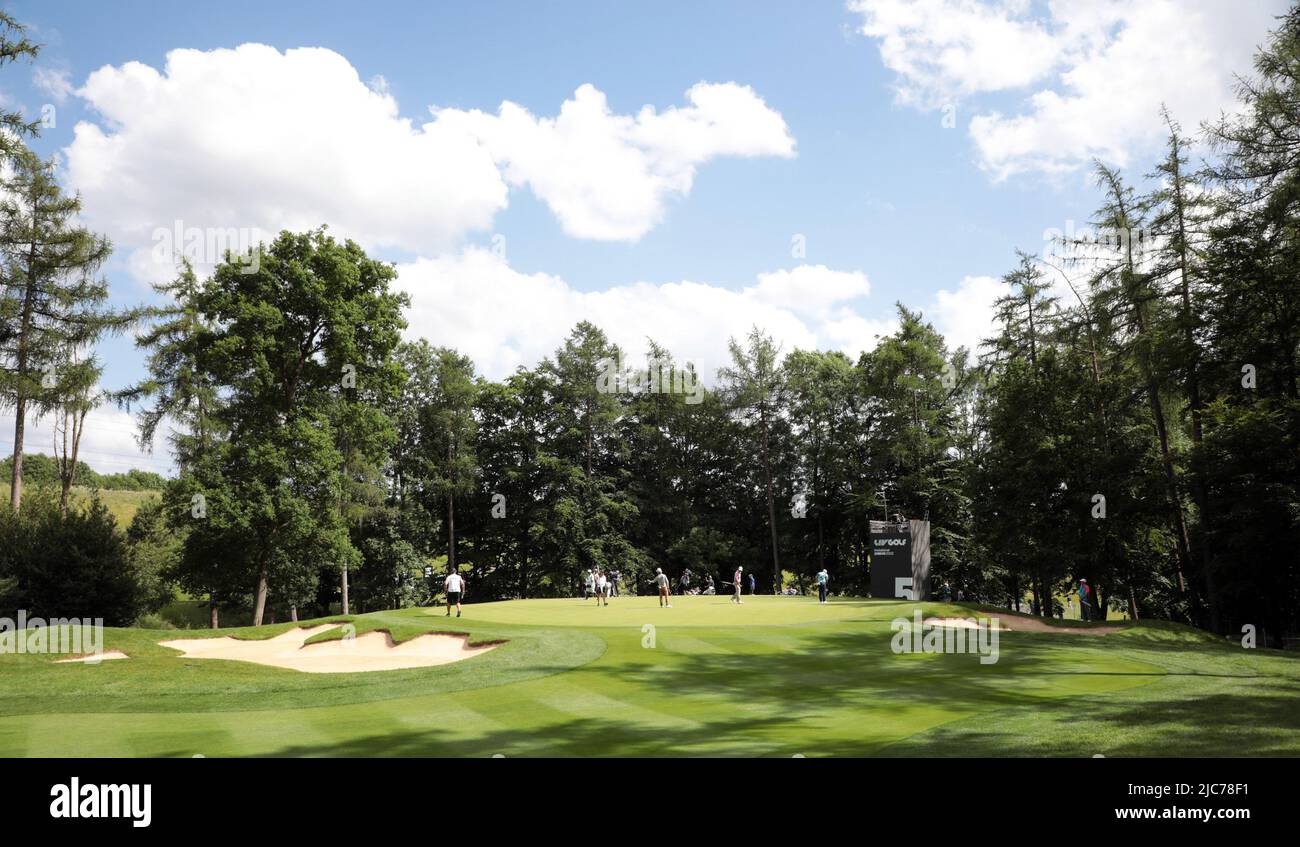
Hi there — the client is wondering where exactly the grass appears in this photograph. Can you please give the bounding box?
[69,486,159,527]
[0,595,1296,757]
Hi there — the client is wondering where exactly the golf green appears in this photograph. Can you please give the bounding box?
[1,596,1296,757]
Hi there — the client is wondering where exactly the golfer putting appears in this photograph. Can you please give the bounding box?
[731,566,744,604]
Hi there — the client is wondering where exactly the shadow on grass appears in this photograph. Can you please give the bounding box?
[239,624,1300,757]
[880,682,1300,757]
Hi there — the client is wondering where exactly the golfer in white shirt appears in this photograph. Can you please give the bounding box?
[445,571,466,617]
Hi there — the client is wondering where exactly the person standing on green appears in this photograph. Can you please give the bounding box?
[1078,579,1092,621]
[444,570,466,617]
[655,568,672,608]
[815,567,830,604]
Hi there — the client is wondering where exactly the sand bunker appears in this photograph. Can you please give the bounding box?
[1000,616,1126,635]
[54,650,130,664]
[924,617,1007,631]
[925,616,1124,635]
[160,624,500,673]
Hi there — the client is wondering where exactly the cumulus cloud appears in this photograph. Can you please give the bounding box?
[394,250,887,380]
[850,0,1286,178]
[64,43,509,282]
[928,258,1098,359]
[929,274,1003,355]
[432,81,795,241]
[850,0,1062,107]
[61,45,794,282]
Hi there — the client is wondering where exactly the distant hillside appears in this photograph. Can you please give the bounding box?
[0,453,168,492]
[69,487,160,528]
[2,453,167,527]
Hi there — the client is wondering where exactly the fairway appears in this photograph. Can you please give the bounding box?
[2,596,1297,758]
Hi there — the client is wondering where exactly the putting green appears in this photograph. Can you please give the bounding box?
[1,597,1296,757]
[461,594,904,626]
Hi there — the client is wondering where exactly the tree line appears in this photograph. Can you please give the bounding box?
[2,10,1297,643]
[1,454,167,492]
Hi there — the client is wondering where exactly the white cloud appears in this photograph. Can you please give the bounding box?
[929,274,1003,354]
[395,250,887,380]
[431,81,795,241]
[0,403,174,477]
[32,66,74,104]
[850,0,1063,107]
[928,259,1097,357]
[64,43,509,282]
[749,263,870,316]
[62,45,794,280]
[851,0,1287,178]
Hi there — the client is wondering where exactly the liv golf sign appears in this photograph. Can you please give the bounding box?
[869,520,930,600]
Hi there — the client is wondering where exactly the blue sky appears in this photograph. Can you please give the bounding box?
[0,0,1287,472]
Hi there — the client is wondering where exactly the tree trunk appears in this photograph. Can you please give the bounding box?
[520,527,530,599]
[1122,231,1197,616]
[1148,385,1196,603]
[760,414,781,592]
[252,560,270,627]
[817,513,825,571]
[9,237,39,513]
[584,398,593,477]
[1169,132,1222,633]
[9,395,25,512]
[58,408,71,517]
[341,563,350,615]
[57,406,86,518]
[1192,476,1221,632]
[59,480,71,517]
[448,474,457,573]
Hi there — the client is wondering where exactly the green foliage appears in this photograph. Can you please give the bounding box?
[0,13,40,160]
[16,10,1298,645]
[123,498,181,614]
[0,454,166,491]
[348,506,430,612]
[0,491,146,625]
[149,229,407,625]
[115,261,224,467]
